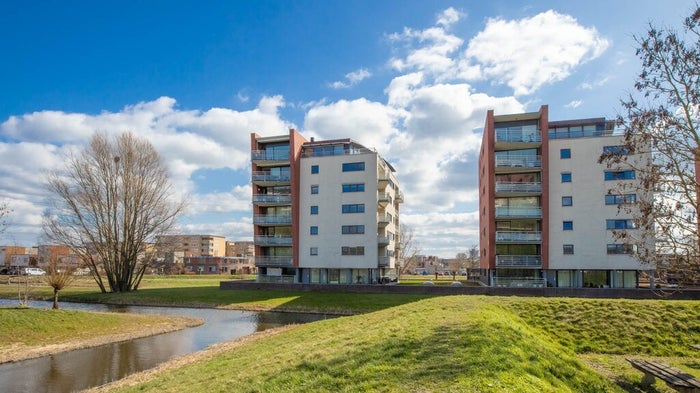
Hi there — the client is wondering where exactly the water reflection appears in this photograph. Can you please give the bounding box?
[0,299,329,393]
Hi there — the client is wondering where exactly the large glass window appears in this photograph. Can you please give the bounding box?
[604,170,635,180]
[607,244,635,254]
[341,225,365,234]
[341,246,365,255]
[342,162,365,172]
[606,219,636,230]
[605,194,637,205]
[603,145,629,155]
[342,183,365,192]
[342,204,365,213]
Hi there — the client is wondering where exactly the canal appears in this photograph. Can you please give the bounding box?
[0,299,330,392]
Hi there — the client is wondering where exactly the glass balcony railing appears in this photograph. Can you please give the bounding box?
[254,235,293,246]
[495,255,542,267]
[377,235,391,245]
[251,150,289,161]
[255,256,294,267]
[495,231,542,243]
[495,156,542,168]
[495,182,542,193]
[378,193,392,204]
[378,256,392,266]
[495,207,542,218]
[253,215,292,225]
[252,194,292,205]
[495,126,541,143]
[252,172,291,183]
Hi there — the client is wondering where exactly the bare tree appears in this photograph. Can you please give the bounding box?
[0,201,9,237]
[397,224,421,277]
[600,7,700,286]
[44,132,185,293]
[45,257,77,309]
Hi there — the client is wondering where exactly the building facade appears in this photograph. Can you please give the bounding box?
[156,234,227,257]
[251,129,402,284]
[478,105,652,288]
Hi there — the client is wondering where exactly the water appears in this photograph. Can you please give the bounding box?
[0,299,328,392]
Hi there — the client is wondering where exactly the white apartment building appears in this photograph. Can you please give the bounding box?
[479,105,653,288]
[251,130,403,284]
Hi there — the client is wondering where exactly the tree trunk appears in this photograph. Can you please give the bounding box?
[53,287,59,309]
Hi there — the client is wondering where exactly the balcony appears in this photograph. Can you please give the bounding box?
[378,192,392,206]
[251,150,289,167]
[495,207,542,218]
[252,194,292,206]
[255,256,294,267]
[495,255,542,267]
[494,126,541,144]
[395,191,404,203]
[378,256,392,266]
[495,156,542,171]
[492,277,546,288]
[377,235,391,245]
[378,170,391,188]
[378,214,392,227]
[254,235,293,246]
[495,182,542,195]
[252,171,291,186]
[495,231,541,243]
[253,215,292,225]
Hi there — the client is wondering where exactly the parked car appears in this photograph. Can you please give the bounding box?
[1,267,19,275]
[23,267,46,276]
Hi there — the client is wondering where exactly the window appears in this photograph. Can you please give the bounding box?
[341,246,365,256]
[563,244,574,255]
[562,196,573,206]
[561,172,572,183]
[310,205,318,215]
[310,226,318,235]
[310,185,319,194]
[563,221,573,230]
[607,244,635,254]
[605,194,637,205]
[604,170,635,180]
[310,247,318,256]
[341,225,365,234]
[606,219,636,230]
[342,204,365,214]
[560,148,571,159]
[311,165,319,174]
[342,162,365,172]
[603,145,629,155]
[342,183,365,192]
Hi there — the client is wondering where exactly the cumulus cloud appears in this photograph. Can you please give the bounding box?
[329,68,372,89]
[464,10,610,95]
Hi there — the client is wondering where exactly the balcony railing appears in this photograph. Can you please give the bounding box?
[495,255,542,267]
[395,191,404,203]
[255,256,294,267]
[254,235,293,246]
[492,277,546,288]
[252,171,291,183]
[251,150,289,162]
[378,214,392,226]
[377,235,391,245]
[495,182,542,193]
[495,231,542,243]
[252,194,291,205]
[378,256,392,266]
[253,215,292,225]
[495,126,541,143]
[495,207,542,218]
[378,193,392,205]
[495,156,542,168]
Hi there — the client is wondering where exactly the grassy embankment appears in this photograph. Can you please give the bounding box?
[1,275,698,392]
[87,295,699,393]
[0,307,201,363]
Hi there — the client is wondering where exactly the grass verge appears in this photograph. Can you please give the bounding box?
[0,307,202,363]
[89,295,699,393]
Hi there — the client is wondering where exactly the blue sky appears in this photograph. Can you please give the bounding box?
[0,1,696,257]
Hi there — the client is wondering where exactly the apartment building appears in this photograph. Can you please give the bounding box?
[478,105,652,288]
[251,129,402,284]
[156,234,227,257]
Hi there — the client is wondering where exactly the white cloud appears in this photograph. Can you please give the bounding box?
[464,10,610,95]
[565,100,583,109]
[579,75,611,90]
[330,68,372,89]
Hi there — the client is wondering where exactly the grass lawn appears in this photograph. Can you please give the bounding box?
[0,307,201,363]
[84,294,697,393]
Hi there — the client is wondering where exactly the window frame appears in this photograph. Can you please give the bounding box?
[310,205,318,215]
[311,165,319,174]
[342,162,365,172]
[563,221,573,231]
[563,244,574,255]
[560,148,571,159]
[562,196,573,206]
[561,172,572,183]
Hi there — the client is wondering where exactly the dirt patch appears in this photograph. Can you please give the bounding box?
[0,316,203,364]
[84,325,295,392]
